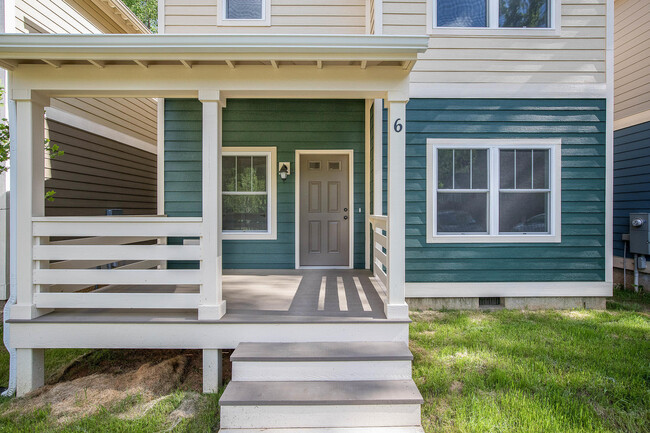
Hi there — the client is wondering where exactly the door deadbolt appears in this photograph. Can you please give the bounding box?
[343,216,348,220]
[344,208,348,212]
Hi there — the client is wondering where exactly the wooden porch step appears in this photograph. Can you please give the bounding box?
[220,380,423,406]
[231,341,413,362]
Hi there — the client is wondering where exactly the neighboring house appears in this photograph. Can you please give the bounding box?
[0,0,612,431]
[613,0,650,289]
[0,0,158,300]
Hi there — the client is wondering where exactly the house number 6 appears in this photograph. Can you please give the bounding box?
[393,118,403,133]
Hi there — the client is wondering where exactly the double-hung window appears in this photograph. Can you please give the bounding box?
[222,147,277,240]
[217,0,270,26]
[427,139,561,243]
[431,0,556,32]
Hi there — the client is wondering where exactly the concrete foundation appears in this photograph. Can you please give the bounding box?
[613,266,650,291]
[407,297,607,311]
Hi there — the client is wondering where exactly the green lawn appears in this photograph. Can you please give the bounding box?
[0,290,648,432]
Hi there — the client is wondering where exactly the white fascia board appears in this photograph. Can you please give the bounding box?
[0,34,429,59]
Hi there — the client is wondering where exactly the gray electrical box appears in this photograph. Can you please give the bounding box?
[629,213,650,255]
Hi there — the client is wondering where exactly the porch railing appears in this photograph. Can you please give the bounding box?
[31,216,202,310]
[368,215,388,291]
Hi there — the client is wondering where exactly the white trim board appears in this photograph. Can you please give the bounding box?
[605,0,614,284]
[406,282,613,298]
[294,149,354,270]
[614,110,650,131]
[45,107,157,154]
[410,83,607,99]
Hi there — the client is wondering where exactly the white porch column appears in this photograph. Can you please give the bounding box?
[16,348,44,397]
[198,90,226,320]
[385,97,409,320]
[10,90,49,320]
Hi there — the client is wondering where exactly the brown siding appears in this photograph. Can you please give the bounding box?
[44,119,157,216]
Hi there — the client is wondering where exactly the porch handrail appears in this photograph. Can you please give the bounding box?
[31,216,202,310]
[368,215,388,291]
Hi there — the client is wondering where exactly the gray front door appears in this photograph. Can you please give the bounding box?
[299,154,350,267]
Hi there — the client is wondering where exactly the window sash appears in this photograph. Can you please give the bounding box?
[433,144,554,237]
[432,0,551,29]
[222,151,271,234]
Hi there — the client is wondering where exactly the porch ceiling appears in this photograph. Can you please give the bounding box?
[0,34,428,72]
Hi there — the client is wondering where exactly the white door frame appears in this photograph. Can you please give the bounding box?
[295,149,355,269]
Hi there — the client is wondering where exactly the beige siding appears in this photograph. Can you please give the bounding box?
[164,0,366,34]
[51,97,158,145]
[614,0,650,121]
[382,0,606,87]
[14,0,125,34]
[45,120,157,216]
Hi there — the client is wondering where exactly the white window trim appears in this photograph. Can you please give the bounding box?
[222,147,277,240]
[216,0,271,26]
[426,0,561,36]
[426,138,562,244]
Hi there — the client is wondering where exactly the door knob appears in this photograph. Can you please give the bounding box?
[344,208,348,212]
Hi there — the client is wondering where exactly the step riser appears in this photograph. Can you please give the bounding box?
[219,428,425,433]
[221,404,422,429]
[232,360,412,382]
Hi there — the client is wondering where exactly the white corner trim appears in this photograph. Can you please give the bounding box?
[158,0,165,34]
[426,138,562,244]
[406,281,613,298]
[614,110,650,131]
[410,83,607,100]
[44,107,157,154]
[295,149,354,270]
[374,0,383,35]
[216,0,271,26]
[426,0,561,36]
[221,146,277,241]
[605,0,614,284]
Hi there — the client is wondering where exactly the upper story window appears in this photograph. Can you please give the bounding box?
[432,0,556,33]
[217,0,271,26]
[426,139,561,243]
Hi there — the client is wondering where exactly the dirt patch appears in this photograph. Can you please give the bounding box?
[8,349,231,424]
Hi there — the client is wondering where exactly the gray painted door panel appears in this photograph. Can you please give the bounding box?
[300,154,350,266]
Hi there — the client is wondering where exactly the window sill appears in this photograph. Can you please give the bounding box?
[223,231,276,241]
[426,27,561,37]
[426,234,561,244]
[217,19,271,27]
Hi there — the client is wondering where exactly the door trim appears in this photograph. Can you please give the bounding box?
[295,149,354,269]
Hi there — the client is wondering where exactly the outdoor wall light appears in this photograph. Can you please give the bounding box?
[278,162,290,181]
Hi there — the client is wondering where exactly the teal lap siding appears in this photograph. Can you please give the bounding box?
[385,99,607,283]
[164,98,366,269]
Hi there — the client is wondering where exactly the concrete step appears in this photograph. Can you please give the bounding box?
[231,342,413,381]
[219,380,423,429]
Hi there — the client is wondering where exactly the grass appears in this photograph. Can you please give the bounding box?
[0,290,647,432]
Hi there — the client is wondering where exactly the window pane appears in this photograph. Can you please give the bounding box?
[515,150,533,189]
[499,0,549,28]
[533,150,549,189]
[223,195,268,231]
[500,150,515,189]
[438,149,453,189]
[454,149,471,189]
[437,0,487,27]
[252,156,267,192]
[237,156,253,192]
[471,149,488,189]
[226,0,263,19]
[437,193,488,233]
[499,192,548,233]
[223,156,237,192]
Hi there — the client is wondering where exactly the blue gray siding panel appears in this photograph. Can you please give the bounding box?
[613,120,650,257]
[382,98,606,283]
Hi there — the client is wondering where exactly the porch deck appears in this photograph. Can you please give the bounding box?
[23,269,388,324]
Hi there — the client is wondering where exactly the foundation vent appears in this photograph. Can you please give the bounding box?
[479,297,501,306]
